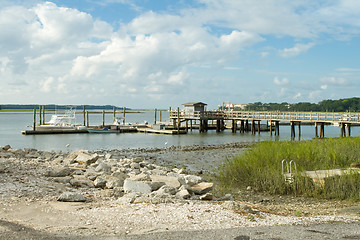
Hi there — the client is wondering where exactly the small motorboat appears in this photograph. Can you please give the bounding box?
[87,127,119,134]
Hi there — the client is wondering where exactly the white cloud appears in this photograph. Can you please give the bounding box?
[294,93,301,99]
[320,85,328,90]
[1,1,360,106]
[39,76,54,92]
[168,72,188,85]
[278,43,314,58]
[273,77,289,85]
[261,52,269,58]
[336,68,360,72]
[320,77,347,85]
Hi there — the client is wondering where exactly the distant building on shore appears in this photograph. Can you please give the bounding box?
[223,102,247,111]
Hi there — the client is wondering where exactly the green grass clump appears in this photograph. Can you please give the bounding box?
[218,137,360,200]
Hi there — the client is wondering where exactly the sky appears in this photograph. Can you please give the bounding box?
[1,0,360,109]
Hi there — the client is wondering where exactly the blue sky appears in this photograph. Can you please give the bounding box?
[1,0,360,109]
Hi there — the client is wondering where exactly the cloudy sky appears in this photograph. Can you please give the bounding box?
[1,0,360,109]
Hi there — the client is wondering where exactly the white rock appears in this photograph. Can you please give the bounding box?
[154,185,177,195]
[130,162,141,169]
[184,175,203,186]
[176,189,191,199]
[190,182,213,195]
[150,175,181,189]
[199,193,213,200]
[123,179,152,194]
[95,162,111,172]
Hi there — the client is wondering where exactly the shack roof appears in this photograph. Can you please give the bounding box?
[182,102,207,106]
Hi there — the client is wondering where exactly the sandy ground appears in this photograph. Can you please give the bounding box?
[1,143,360,239]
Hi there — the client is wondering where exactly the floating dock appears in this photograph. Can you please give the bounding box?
[136,127,187,135]
[21,129,88,135]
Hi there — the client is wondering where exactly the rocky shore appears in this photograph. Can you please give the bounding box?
[0,143,359,239]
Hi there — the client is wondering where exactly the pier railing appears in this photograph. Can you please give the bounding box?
[170,110,360,123]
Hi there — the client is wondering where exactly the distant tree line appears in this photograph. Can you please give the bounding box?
[244,97,360,112]
[0,104,126,110]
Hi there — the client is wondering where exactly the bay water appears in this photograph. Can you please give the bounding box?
[0,110,359,152]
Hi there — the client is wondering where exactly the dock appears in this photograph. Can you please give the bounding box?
[136,127,186,134]
[170,109,360,139]
[21,129,88,135]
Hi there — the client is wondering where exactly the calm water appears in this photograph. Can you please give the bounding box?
[1,111,359,152]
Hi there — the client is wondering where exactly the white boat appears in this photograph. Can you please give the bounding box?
[36,107,83,130]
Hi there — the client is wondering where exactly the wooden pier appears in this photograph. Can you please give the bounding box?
[170,110,360,139]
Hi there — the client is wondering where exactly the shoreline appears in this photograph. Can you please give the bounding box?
[1,143,360,239]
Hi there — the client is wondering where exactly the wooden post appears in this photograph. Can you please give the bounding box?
[102,110,105,127]
[315,122,318,138]
[123,107,126,125]
[290,121,295,140]
[42,106,45,124]
[33,108,36,131]
[160,110,162,122]
[154,108,157,124]
[113,107,116,122]
[251,119,255,135]
[83,106,86,126]
[86,111,89,127]
[185,120,188,132]
[190,120,193,131]
[320,123,325,138]
[39,106,42,125]
[340,123,345,137]
[269,120,273,136]
[245,120,249,132]
[177,107,180,133]
[347,123,351,137]
[232,120,235,133]
[257,120,261,134]
[216,119,220,132]
[298,122,301,140]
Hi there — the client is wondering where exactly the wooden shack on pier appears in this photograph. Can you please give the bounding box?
[182,102,207,113]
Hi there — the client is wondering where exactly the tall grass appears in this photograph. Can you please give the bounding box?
[218,137,360,200]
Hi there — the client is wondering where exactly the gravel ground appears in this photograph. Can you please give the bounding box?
[1,143,360,239]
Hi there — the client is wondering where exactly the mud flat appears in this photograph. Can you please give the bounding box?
[0,143,359,239]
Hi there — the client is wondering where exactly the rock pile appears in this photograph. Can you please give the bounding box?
[44,150,216,203]
[1,145,234,204]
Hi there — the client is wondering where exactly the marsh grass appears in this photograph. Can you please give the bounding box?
[218,137,360,200]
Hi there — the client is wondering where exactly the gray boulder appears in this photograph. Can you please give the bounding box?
[94,177,107,188]
[57,192,86,202]
[70,179,95,188]
[45,167,72,177]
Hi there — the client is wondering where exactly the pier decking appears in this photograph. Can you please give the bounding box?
[170,110,360,139]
